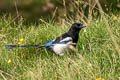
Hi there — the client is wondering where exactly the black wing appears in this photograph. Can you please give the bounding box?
[52,33,71,44]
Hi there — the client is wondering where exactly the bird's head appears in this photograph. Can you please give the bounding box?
[72,23,86,29]
[68,23,86,35]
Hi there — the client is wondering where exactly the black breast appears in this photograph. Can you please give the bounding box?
[72,34,79,43]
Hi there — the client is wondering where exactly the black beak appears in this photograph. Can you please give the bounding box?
[81,24,86,28]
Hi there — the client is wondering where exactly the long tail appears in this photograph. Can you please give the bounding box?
[5,45,45,49]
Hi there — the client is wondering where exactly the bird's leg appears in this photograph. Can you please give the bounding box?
[68,45,76,51]
[68,43,81,54]
[68,43,78,53]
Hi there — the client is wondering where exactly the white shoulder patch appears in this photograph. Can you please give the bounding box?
[60,37,72,42]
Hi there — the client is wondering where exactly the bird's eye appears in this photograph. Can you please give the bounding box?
[77,24,80,26]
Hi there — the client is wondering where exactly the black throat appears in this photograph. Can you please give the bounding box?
[67,27,81,43]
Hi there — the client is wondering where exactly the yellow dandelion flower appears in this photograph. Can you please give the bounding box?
[18,42,21,45]
[8,59,12,64]
[19,38,24,42]
[113,16,118,21]
[96,78,104,80]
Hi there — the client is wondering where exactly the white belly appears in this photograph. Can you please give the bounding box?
[52,42,72,56]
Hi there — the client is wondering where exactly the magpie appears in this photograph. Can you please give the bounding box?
[45,23,86,56]
[6,23,85,56]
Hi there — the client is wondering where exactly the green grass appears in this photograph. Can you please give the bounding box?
[0,16,120,80]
